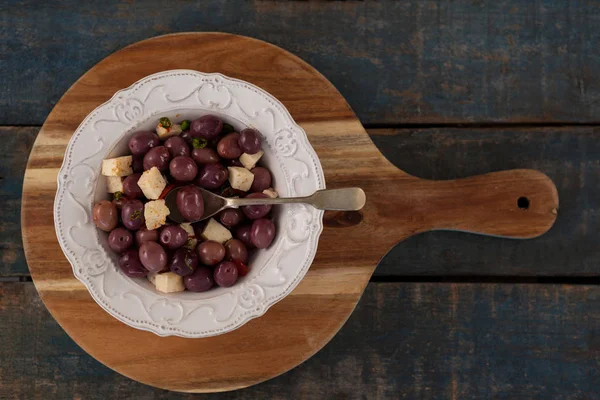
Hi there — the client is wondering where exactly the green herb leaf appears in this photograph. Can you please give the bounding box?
[159,117,172,128]
[192,137,208,149]
[113,191,124,201]
[131,210,142,220]
[221,123,234,134]
[180,120,191,131]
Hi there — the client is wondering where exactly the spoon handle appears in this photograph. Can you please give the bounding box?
[226,188,366,211]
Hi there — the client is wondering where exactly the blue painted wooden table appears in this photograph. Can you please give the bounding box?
[1,1,599,398]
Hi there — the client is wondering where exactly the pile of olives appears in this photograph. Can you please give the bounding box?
[93,115,276,292]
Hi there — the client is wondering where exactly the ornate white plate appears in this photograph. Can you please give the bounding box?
[54,70,325,337]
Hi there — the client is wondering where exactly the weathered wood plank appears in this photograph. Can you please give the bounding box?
[2,1,600,125]
[0,127,37,276]
[3,126,599,277]
[369,126,600,277]
[1,282,598,398]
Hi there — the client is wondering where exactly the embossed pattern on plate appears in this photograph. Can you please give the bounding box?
[54,70,325,337]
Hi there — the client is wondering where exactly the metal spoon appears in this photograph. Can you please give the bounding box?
[165,187,366,224]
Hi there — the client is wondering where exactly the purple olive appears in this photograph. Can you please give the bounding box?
[129,131,159,156]
[196,164,228,190]
[217,133,242,159]
[196,240,226,266]
[143,146,171,172]
[190,115,223,139]
[176,185,205,221]
[242,193,272,220]
[93,200,118,232]
[184,267,214,292]
[234,224,255,249]
[121,199,145,230]
[219,209,244,228]
[138,242,168,273]
[159,225,189,250]
[119,249,148,278]
[225,239,248,263]
[136,227,159,245]
[123,173,143,199]
[164,136,190,157]
[169,247,198,276]
[169,156,198,182]
[213,261,239,287]
[239,128,262,154]
[112,194,130,210]
[191,148,220,165]
[250,167,272,192]
[250,218,276,249]
[108,227,133,253]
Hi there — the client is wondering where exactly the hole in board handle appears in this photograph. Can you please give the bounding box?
[517,197,530,210]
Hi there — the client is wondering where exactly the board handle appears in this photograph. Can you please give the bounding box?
[406,169,559,239]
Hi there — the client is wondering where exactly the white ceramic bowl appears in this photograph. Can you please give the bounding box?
[54,70,325,337]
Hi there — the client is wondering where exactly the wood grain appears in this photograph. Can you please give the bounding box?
[21,33,558,392]
[370,126,600,277]
[0,127,38,276]
[7,125,600,277]
[2,0,600,125]
[2,282,598,399]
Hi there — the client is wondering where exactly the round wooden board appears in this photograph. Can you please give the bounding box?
[22,33,559,392]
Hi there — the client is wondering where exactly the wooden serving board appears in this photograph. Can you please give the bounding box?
[21,33,559,392]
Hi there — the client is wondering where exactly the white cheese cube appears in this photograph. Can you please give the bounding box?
[263,188,278,198]
[106,176,124,193]
[154,272,185,293]
[156,123,182,140]
[144,199,170,230]
[239,150,264,170]
[138,167,167,200]
[228,167,254,192]
[101,156,133,177]
[201,218,232,244]
[180,223,198,250]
